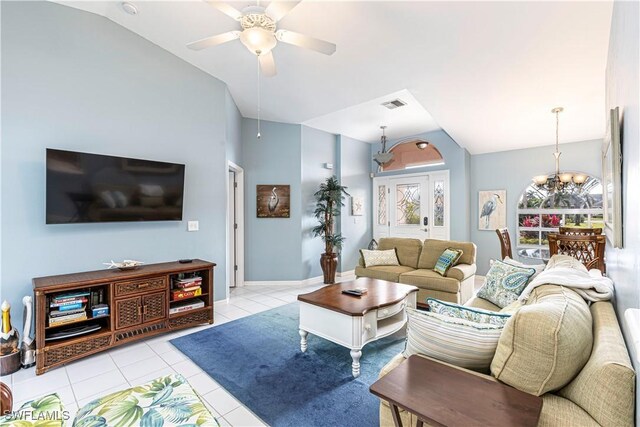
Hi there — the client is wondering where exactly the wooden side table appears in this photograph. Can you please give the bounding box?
[370,355,543,427]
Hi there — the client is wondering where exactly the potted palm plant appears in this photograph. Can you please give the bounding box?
[312,176,350,284]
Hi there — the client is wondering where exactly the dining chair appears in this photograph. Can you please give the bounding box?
[495,228,512,260]
[548,233,606,273]
[558,227,603,236]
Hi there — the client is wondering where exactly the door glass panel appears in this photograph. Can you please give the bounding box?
[396,184,421,225]
[434,180,444,227]
[378,185,387,225]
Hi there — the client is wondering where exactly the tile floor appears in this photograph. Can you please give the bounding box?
[1,275,485,426]
[0,281,345,426]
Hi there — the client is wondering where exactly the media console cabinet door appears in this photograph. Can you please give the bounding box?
[142,291,167,323]
[115,296,142,330]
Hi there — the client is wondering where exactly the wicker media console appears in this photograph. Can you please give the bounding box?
[33,260,215,375]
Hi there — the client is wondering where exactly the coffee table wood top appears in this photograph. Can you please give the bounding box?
[297,278,418,316]
[370,355,543,427]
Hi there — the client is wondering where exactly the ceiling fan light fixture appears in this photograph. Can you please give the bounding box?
[415,141,429,150]
[240,27,277,55]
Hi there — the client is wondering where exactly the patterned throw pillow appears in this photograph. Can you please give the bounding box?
[477,259,536,308]
[433,248,463,276]
[360,248,399,267]
[403,307,504,371]
[426,298,511,327]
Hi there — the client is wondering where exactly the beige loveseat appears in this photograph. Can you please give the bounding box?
[378,285,636,427]
[355,238,477,304]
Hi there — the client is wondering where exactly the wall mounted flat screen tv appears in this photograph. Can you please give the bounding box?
[46,149,185,224]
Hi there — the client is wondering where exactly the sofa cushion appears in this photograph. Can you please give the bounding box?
[433,248,463,276]
[378,238,423,268]
[427,298,511,326]
[476,259,536,308]
[446,263,477,281]
[558,301,635,427]
[464,296,501,312]
[490,285,593,396]
[537,394,599,427]
[360,248,399,267]
[418,239,476,269]
[354,265,414,282]
[399,269,460,293]
[403,307,504,371]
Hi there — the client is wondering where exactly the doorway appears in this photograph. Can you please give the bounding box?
[227,162,244,295]
[373,170,450,241]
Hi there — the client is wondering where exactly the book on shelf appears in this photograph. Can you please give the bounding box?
[169,299,205,314]
[171,287,202,301]
[49,312,87,326]
[50,307,86,317]
[173,277,202,288]
[53,302,85,311]
[50,298,88,308]
[52,292,90,302]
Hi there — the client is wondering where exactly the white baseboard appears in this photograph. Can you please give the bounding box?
[337,270,355,277]
[244,275,324,286]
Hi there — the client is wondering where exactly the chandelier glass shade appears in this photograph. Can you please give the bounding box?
[532,107,588,193]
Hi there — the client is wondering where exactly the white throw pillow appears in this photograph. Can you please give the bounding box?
[403,307,505,371]
[545,254,588,273]
[360,249,399,268]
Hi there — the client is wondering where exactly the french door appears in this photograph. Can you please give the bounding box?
[373,171,450,241]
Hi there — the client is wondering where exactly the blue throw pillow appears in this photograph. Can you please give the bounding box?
[433,248,463,276]
[426,298,511,327]
[476,260,536,308]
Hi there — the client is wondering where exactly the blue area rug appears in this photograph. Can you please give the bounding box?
[171,302,405,427]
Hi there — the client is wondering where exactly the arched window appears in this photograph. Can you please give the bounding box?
[381,140,444,172]
[516,173,603,260]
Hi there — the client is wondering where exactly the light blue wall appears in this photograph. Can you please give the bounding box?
[605,1,640,423]
[0,1,241,330]
[225,88,243,166]
[469,139,602,275]
[301,126,335,279]
[241,119,303,281]
[338,136,373,272]
[371,130,471,242]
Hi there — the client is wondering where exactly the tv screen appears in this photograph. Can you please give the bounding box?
[46,149,185,224]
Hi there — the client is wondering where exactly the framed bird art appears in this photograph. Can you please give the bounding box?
[479,190,506,230]
[257,185,290,218]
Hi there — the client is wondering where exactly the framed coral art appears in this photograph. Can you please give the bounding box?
[478,190,506,230]
[351,195,364,216]
[257,185,290,218]
[602,107,623,248]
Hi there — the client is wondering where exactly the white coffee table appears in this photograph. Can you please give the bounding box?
[297,278,418,377]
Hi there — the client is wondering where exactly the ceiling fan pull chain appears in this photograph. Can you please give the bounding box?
[257,57,262,139]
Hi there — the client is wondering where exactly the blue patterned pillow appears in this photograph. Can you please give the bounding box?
[433,248,463,276]
[476,260,536,308]
[426,298,511,327]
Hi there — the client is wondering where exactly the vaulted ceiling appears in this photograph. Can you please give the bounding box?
[53,1,612,154]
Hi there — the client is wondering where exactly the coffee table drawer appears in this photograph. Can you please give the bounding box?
[377,300,406,319]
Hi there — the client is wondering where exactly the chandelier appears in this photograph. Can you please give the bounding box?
[373,126,394,166]
[532,107,587,193]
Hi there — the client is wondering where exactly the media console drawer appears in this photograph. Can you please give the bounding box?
[115,276,167,297]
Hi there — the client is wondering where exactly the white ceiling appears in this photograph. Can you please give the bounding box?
[52,1,612,154]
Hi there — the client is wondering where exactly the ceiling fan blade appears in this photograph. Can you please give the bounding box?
[265,1,302,22]
[203,1,243,20]
[187,31,241,51]
[259,51,277,77]
[275,30,336,55]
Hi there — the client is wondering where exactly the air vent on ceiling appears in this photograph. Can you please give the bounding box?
[381,99,407,110]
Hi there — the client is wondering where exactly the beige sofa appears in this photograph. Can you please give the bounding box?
[378,285,636,427]
[355,237,477,304]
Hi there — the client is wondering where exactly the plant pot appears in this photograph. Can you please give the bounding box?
[320,253,338,284]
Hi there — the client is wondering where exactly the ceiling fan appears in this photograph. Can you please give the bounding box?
[187,1,337,77]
